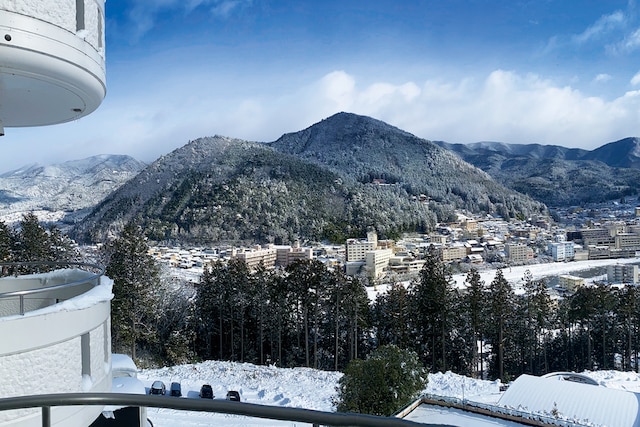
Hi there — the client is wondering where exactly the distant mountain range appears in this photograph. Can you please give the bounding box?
[3,113,639,244]
[435,137,640,205]
[70,113,545,245]
[0,155,146,226]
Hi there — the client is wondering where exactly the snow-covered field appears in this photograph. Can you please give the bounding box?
[136,359,640,426]
[367,258,640,300]
[449,258,640,290]
[138,360,342,426]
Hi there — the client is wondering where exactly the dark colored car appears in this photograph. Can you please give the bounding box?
[226,390,241,401]
[149,380,166,395]
[170,382,182,397]
[199,384,214,399]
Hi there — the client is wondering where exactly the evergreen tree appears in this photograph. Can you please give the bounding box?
[195,259,237,360]
[462,268,486,378]
[7,213,80,274]
[47,224,79,262]
[285,259,332,368]
[569,286,598,371]
[251,263,272,365]
[520,272,552,375]
[266,271,290,366]
[617,285,640,372]
[372,282,412,350]
[14,212,49,262]
[591,285,618,370]
[0,221,14,263]
[327,271,370,370]
[336,345,427,416]
[409,245,454,371]
[154,275,196,365]
[104,222,161,361]
[487,268,515,381]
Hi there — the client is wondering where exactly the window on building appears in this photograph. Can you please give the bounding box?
[76,0,85,31]
[81,333,91,377]
[98,6,103,47]
[103,321,110,363]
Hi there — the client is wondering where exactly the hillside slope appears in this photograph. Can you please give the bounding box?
[72,137,436,244]
[269,112,546,219]
[0,154,146,225]
[72,114,547,245]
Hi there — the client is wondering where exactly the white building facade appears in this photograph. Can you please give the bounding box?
[0,0,106,132]
[0,268,113,426]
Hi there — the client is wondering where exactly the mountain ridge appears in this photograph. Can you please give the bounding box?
[7,113,639,238]
[71,113,546,245]
[0,154,146,226]
[434,137,640,205]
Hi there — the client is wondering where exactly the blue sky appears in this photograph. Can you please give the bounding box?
[4,0,640,171]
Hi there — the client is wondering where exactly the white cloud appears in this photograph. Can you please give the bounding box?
[631,71,640,86]
[318,71,356,111]
[616,27,640,52]
[124,0,252,39]
[594,73,613,83]
[210,1,251,18]
[572,11,626,44]
[5,67,640,173]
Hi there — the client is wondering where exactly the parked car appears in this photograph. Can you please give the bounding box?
[199,384,214,399]
[226,390,241,402]
[149,381,166,395]
[170,382,182,397]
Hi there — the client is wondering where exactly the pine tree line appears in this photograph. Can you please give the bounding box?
[189,249,640,380]
[194,258,370,370]
[0,213,79,274]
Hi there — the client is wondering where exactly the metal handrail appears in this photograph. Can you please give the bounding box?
[0,262,105,315]
[0,393,453,427]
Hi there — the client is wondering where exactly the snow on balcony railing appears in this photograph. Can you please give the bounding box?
[0,262,105,316]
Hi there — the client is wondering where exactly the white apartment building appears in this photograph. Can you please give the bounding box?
[558,275,585,292]
[607,264,640,284]
[365,248,394,279]
[615,233,640,251]
[581,227,617,246]
[548,241,575,262]
[440,245,467,262]
[232,245,277,270]
[346,239,376,262]
[275,245,313,267]
[505,243,533,264]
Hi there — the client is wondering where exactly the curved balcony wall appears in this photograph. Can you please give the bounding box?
[0,268,113,427]
[0,0,106,130]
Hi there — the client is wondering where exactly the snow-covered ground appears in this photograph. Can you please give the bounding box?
[136,359,640,426]
[448,258,640,290]
[137,360,342,426]
[134,259,640,425]
[367,258,640,300]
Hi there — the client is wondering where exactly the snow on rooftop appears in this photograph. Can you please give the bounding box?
[498,374,640,426]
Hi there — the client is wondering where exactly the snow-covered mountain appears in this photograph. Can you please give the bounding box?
[434,137,640,206]
[0,154,146,226]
